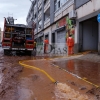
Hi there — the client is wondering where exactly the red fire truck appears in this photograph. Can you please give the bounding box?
[2,17,35,55]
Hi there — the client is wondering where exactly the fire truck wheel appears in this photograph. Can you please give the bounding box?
[4,50,11,55]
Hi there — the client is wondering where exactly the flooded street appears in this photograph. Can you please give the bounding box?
[53,59,100,86]
[0,48,100,100]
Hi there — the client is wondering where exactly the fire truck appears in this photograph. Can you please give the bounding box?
[2,17,35,55]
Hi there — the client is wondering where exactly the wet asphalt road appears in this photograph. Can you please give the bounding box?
[53,59,100,86]
[0,48,100,100]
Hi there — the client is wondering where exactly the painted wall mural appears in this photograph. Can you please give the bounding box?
[66,17,75,40]
[56,16,75,41]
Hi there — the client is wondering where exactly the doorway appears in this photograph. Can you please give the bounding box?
[79,16,98,51]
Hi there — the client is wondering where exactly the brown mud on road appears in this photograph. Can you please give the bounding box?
[21,59,97,100]
[0,49,32,100]
[0,49,99,100]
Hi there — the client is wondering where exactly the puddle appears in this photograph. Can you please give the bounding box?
[53,59,100,86]
[17,66,56,100]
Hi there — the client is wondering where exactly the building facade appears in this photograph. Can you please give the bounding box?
[26,0,75,54]
[0,28,3,42]
[75,0,100,54]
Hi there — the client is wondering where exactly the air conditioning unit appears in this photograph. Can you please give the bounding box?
[69,10,76,19]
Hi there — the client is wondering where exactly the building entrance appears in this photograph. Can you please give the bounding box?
[80,17,98,51]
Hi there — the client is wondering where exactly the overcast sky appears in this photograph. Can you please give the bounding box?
[0,0,31,31]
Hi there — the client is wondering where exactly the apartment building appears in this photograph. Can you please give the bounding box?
[26,0,76,54]
[0,28,2,42]
[75,0,100,54]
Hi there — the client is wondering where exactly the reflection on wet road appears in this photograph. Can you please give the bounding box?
[18,68,35,100]
[53,59,100,86]
[18,66,56,100]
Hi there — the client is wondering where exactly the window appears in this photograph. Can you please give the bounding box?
[38,20,42,29]
[54,0,57,11]
[34,0,37,8]
[44,8,50,21]
[38,8,42,15]
[60,0,69,6]
[38,20,42,25]
[54,0,69,11]
[34,13,36,18]
[54,0,61,11]
[44,0,47,5]
[58,1,60,8]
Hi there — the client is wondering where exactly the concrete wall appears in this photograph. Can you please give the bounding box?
[51,24,56,32]
[43,27,51,44]
[54,4,74,22]
[76,0,100,19]
[50,0,54,24]
[74,0,100,53]
[75,0,91,9]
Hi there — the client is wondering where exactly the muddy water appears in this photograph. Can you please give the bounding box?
[18,67,56,100]
[19,59,98,100]
[53,59,100,86]
[18,68,35,100]
[0,47,98,100]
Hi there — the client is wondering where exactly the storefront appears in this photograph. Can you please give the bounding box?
[55,16,75,54]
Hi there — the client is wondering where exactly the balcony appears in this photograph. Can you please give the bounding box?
[34,18,37,23]
[38,0,42,8]
[38,12,42,21]
[38,27,42,33]
[38,3,42,10]
[38,8,42,20]
[54,0,74,20]
[44,0,50,13]
[44,18,50,28]
[34,6,37,14]
[34,29,37,35]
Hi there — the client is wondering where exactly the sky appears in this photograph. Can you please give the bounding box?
[0,0,31,31]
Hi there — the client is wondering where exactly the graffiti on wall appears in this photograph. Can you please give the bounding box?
[56,16,75,42]
[56,16,75,55]
[66,17,75,40]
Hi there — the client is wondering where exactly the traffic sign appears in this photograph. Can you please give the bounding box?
[97,13,100,23]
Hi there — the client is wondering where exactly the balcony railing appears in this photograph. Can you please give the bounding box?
[44,18,50,28]
[34,29,37,35]
[33,18,37,23]
[38,0,42,8]
[55,0,74,17]
[38,12,42,20]
[44,0,50,12]
[34,6,37,14]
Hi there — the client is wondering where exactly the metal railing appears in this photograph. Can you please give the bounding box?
[44,0,50,12]
[44,18,50,26]
[55,0,74,17]
[38,0,42,6]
